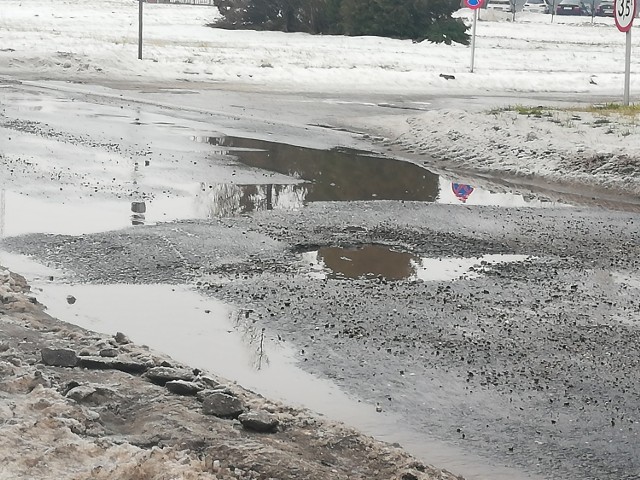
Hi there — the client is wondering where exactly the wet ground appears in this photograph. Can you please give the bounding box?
[1,80,640,480]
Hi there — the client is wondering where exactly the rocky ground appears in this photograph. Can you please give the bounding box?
[4,199,640,480]
[2,79,640,480]
[0,266,460,480]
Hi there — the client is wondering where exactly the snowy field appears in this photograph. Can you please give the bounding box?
[0,0,637,95]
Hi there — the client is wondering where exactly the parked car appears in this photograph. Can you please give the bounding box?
[595,0,614,15]
[486,0,515,12]
[555,0,589,14]
[523,0,550,13]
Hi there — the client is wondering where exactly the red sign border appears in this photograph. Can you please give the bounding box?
[615,0,637,32]
[464,0,485,9]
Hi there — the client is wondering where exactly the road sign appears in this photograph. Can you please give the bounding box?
[452,183,475,203]
[615,0,636,32]
[465,0,484,9]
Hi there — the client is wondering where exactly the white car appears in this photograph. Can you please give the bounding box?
[523,0,550,13]
[485,0,514,11]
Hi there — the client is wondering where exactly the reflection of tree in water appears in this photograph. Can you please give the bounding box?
[230,310,269,370]
[209,136,440,202]
[195,183,306,217]
[317,245,418,280]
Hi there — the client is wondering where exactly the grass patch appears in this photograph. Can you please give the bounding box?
[488,103,640,128]
[488,104,554,117]
[586,103,640,116]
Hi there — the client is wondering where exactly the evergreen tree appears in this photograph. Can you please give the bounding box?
[340,0,468,44]
[211,0,469,45]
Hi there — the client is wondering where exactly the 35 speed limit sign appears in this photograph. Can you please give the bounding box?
[615,0,637,32]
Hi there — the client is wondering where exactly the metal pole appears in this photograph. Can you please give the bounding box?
[470,8,478,73]
[624,29,631,106]
[138,0,143,60]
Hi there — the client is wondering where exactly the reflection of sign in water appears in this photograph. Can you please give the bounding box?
[451,183,475,203]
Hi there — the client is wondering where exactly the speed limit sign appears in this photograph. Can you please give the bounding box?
[615,0,636,32]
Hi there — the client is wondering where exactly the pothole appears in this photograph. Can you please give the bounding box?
[195,136,568,209]
[299,244,532,282]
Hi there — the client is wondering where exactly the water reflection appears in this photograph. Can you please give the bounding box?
[195,183,306,217]
[195,136,569,213]
[198,136,440,202]
[131,201,146,226]
[301,245,531,282]
[451,183,475,203]
[231,309,270,370]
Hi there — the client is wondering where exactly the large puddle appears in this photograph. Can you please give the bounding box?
[195,135,567,211]
[0,251,538,480]
[301,245,530,281]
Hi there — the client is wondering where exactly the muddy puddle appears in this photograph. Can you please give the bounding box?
[300,245,530,282]
[0,250,538,480]
[195,135,567,211]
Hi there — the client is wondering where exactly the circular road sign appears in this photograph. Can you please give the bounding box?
[464,0,484,9]
[615,0,637,32]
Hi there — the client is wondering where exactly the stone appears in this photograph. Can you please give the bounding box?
[195,374,221,389]
[66,384,119,405]
[114,332,131,344]
[41,347,78,367]
[78,356,148,374]
[201,392,244,419]
[165,380,203,396]
[145,366,195,385]
[66,385,99,402]
[66,295,76,305]
[196,387,233,402]
[99,348,119,358]
[238,410,279,433]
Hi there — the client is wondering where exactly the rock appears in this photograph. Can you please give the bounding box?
[196,386,234,401]
[201,392,244,418]
[238,410,279,433]
[78,356,148,374]
[99,348,119,358]
[66,385,99,402]
[41,347,78,367]
[195,374,221,389]
[165,380,203,396]
[401,473,419,480]
[114,332,131,344]
[145,366,195,385]
[66,295,76,305]
[66,384,120,405]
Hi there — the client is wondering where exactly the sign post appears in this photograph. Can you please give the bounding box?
[615,0,636,105]
[138,0,144,60]
[465,0,484,73]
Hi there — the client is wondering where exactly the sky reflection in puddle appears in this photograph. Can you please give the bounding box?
[301,245,530,282]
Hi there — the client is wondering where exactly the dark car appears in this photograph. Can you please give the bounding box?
[595,0,615,15]
[555,0,589,14]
